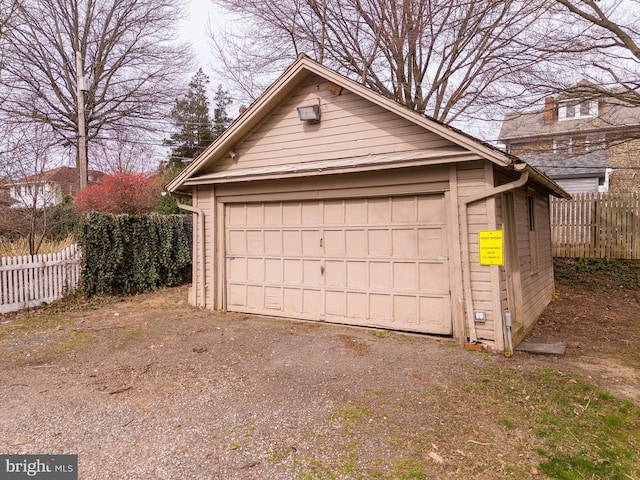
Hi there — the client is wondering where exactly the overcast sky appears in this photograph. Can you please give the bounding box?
[181,0,227,84]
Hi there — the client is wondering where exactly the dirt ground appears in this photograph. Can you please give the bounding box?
[0,273,638,479]
[526,276,640,401]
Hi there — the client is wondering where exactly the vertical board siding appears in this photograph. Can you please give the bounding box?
[0,244,81,314]
[551,192,640,259]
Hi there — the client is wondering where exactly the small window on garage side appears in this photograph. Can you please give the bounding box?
[528,193,539,272]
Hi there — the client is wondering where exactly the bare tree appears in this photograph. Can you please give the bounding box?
[0,123,69,254]
[554,0,640,104]
[0,0,193,183]
[211,0,582,125]
[90,129,162,174]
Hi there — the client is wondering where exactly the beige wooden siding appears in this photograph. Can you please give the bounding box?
[455,161,497,342]
[193,186,215,308]
[224,195,452,335]
[209,75,465,174]
[512,188,554,342]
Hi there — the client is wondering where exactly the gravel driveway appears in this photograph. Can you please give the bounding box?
[1,284,637,479]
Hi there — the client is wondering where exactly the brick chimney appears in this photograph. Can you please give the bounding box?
[543,97,555,124]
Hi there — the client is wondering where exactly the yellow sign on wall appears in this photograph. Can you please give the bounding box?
[479,230,504,266]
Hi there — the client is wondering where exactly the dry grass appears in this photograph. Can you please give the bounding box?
[0,236,76,257]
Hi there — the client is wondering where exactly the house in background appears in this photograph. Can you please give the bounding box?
[498,83,640,195]
[8,166,105,208]
[167,55,569,352]
[0,178,14,207]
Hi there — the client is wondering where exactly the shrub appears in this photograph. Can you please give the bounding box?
[78,212,192,296]
[75,172,163,215]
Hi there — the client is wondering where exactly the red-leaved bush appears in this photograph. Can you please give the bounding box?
[75,172,163,215]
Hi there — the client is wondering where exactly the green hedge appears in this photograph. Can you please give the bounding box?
[79,212,192,296]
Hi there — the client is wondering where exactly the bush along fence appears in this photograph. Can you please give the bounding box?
[551,192,640,259]
[0,244,81,314]
[79,212,192,296]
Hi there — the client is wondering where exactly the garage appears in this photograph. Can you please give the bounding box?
[167,55,568,351]
[225,195,451,334]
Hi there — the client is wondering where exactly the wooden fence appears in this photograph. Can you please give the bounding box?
[551,192,640,259]
[0,244,81,314]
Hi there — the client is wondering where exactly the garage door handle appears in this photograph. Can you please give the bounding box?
[226,255,235,260]
[320,265,325,276]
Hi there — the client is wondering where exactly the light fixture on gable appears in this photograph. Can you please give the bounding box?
[296,103,321,123]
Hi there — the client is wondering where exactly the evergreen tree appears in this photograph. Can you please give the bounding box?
[164,68,214,175]
[212,84,233,139]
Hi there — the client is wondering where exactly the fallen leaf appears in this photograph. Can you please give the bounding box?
[428,452,444,464]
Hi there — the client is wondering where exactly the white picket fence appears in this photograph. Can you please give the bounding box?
[0,244,81,314]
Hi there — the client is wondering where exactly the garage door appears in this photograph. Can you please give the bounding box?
[225,195,452,335]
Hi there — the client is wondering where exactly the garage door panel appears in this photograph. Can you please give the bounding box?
[228,204,246,226]
[393,263,417,290]
[324,200,345,223]
[228,230,246,253]
[284,288,302,312]
[302,289,322,314]
[347,292,368,318]
[345,230,366,255]
[418,228,446,258]
[392,229,416,256]
[324,230,345,256]
[392,197,416,222]
[228,257,247,281]
[419,263,448,291]
[264,203,282,224]
[419,297,451,334]
[346,261,368,288]
[325,290,345,316]
[247,204,263,225]
[246,231,264,253]
[283,231,302,254]
[284,259,303,284]
[265,258,283,282]
[247,285,263,309]
[302,230,322,255]
[283,203,302,224]
[303,260,322,284]
[394,295,418,322]
[264,230,282,254]
[265,287,282,310]
[368,230,391,256]
[346,199,367,223]
[225,194,452,335]
[228,283,247,307]
[369,262,392,289]
[247,258,264,282]
[418,196,445,223]
[368,198,391,223]
[325,260,346,287]
[302,202,322,223]
[370,294,392,321]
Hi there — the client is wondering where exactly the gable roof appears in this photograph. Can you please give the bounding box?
[167,55,566,197]
[499,98,640,142]
[517,150,607,180]
[14,166,105,185]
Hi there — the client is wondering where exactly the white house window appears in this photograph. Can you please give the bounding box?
[553,138,572,153]
[558,100,598,121]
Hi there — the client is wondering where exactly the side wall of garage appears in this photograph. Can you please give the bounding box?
[454,160,503,347]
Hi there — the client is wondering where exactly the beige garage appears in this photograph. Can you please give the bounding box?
[167,55,569,352]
